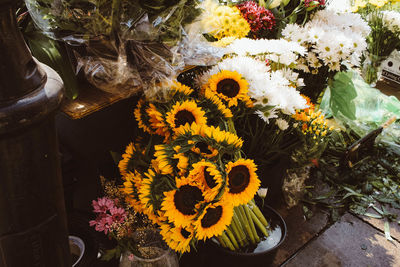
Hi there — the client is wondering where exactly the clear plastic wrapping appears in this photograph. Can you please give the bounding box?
[25,0,224,97]
[320,70,400,146]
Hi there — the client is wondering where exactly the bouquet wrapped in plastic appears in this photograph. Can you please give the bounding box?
[25,0,224,97]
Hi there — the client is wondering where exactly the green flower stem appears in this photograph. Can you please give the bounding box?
[225,227,240,250]
[249,206,269,238]
[221,231,236,251]
[234,206,248,244]
[217,235,227,248]
[250,200,269,227]
[232,211,247,244]
[229,219,244,247]
[238,205,256,244]
[244,205,260,243]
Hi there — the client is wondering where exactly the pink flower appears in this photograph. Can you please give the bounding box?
[89,213,113,234]
[110,207,127,224]
[89,197,127,235]
[128,254,135,261]
[92,197,115,213]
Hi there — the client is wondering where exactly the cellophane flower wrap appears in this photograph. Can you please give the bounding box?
[24,0,224,97]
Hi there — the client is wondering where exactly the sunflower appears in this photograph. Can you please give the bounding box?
[173,153,189,176]
[203,89,233,119]
[162,178,205,227]
[194,201,234,240]
[134,99,154,134]
[174,123,243,151]
[171,81,194,97]
[147,103,170,140]
[122,171,144,213]
[191,141,219,159]
[224,159,260,206]
[160,222,194,253]
[138,168,170,225]
[188,161,224,202]
[118,142,135,177]
[165,100,207,133]
[206,70,249,107]
[154,145,174,175]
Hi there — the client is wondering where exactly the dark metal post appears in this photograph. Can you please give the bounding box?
[0,0,71,266]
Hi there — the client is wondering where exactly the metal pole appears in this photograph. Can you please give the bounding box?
[0,0,71,266]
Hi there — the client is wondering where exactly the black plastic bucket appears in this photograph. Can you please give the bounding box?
[180,205,287,267]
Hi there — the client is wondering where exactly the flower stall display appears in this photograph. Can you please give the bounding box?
[99,37,335,256]
[352,0,400,85]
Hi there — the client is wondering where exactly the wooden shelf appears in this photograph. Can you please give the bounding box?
[60,82,136,119]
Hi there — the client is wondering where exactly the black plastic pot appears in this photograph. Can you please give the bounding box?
[180,205,286,267]
[210,205,286,267]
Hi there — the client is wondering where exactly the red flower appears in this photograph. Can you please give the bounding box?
[237,1,276,38]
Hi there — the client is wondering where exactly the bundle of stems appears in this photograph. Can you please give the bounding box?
[217,200,269,251]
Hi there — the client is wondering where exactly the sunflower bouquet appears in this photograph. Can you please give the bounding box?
[118,80,272,254]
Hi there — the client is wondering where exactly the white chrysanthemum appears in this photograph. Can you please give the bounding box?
[285,9,369,73]
[275,118,289,131]
[227,38,306,57]
[382,10,400,34]
[281,24,302,41]
[326,0,352,13]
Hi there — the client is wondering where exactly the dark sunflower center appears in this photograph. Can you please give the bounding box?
[228,165,250,194]
[175,110,195,127]
[174,185,204,215]
[196,142,212,154]
[180,228,191,239]
[204,169,217,189]
[201,206,223,228]
[217,79,240,98]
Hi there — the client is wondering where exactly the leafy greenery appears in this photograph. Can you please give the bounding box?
[304,128,400,229]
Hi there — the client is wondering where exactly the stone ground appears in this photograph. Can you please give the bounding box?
[272,204,400,267]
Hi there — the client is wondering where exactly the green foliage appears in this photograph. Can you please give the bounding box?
[306,128,400,228]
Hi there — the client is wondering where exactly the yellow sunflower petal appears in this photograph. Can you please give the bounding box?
[161,179,205,228]
[224,159,260,206]
[165,100,207,134]
[206,70,249,107]
[194,201,234,240]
